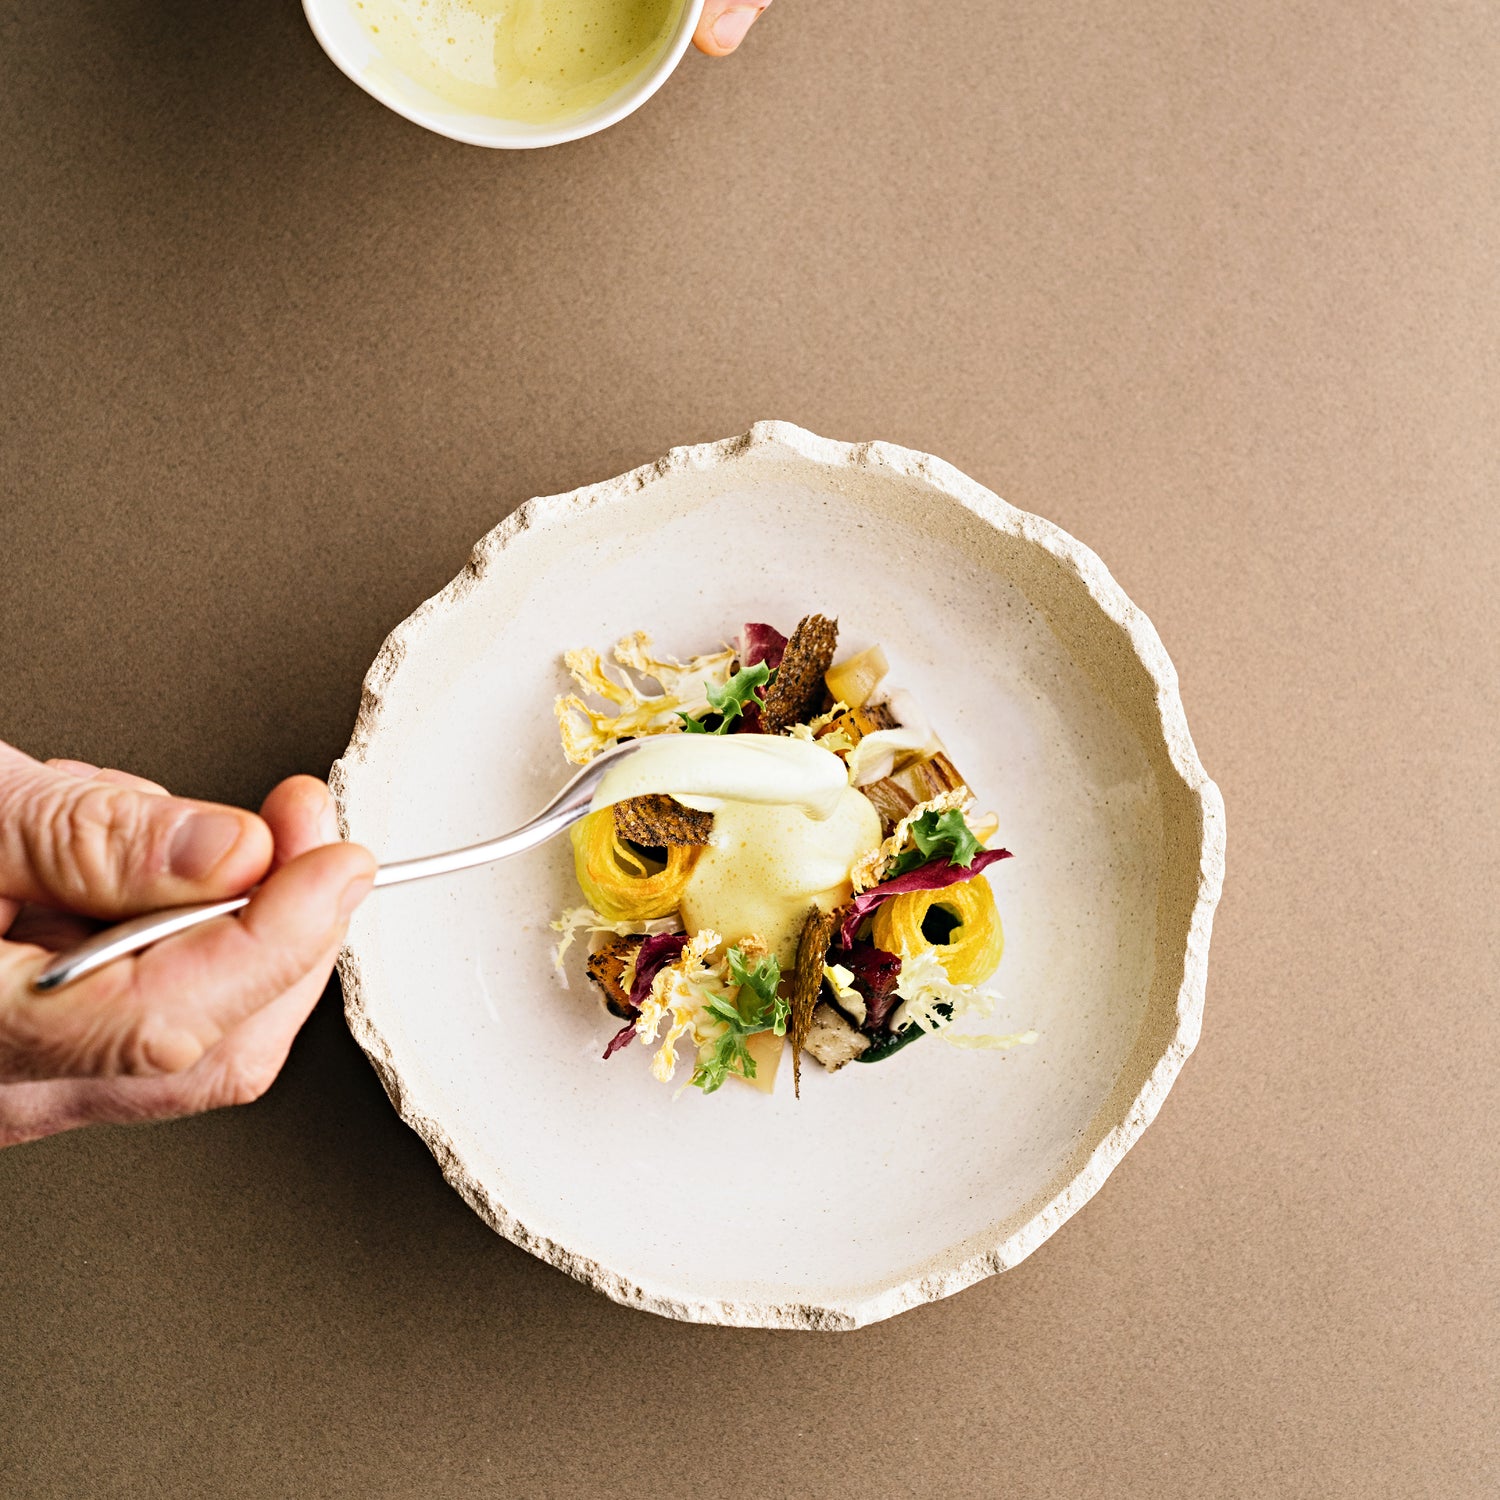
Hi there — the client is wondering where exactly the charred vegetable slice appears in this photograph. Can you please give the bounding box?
[790,904,839,1096]
[759,614,839,734]
[612,794,714,847]
[860,777,919,836]
[889,750,968,804]
[840,699,899,741]
[585,934,643,1018]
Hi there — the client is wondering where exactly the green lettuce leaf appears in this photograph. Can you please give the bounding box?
[678,662,773,735]
[886,808,984,880]
[691,946,788,1093]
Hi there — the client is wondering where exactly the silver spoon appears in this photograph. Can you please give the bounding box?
[30,739,645,994]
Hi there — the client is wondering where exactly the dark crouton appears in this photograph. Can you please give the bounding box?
[613,794,714,847]
[586,935,644,1018]
[790,904,839,1096]
[759,613,839,734]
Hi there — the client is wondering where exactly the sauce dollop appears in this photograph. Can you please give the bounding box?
[592,734,882,964]
[592,733,850,821]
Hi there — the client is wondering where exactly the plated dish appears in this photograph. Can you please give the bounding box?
[551,615,1033,1096]
[331,422,1224,1329]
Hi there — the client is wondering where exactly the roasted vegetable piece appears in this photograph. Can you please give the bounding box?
[613,793,714,847]
[831,702,916,834]
[889,750,967,804]
[759,613,839,733]
[841,699,899,740]
[860,777,919,836]
[824,644,890,709]
[827,942,904,1030]
[790,904,839,1095]
[586,935,644,1018]
[804,1003,871,1071]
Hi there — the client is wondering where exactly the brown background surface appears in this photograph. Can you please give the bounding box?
[2,1,1497,1495]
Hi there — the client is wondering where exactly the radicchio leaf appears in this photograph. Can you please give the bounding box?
[837,848,1013,947]
[828,942,904,1030]
[603,933,690,1062]
[627,932,689,1009]
[602,1019,638,1060]
[740,622,788,671]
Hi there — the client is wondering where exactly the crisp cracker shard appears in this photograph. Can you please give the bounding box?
[760,613,838,734]
[612,794,714,848]
[790,904,839,1096]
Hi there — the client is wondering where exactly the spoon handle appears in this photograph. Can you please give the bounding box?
[29,742,639,994]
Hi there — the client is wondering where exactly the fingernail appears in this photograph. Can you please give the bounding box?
[712,4,761,50]
[169,811,244,880]
[338,872,373,923]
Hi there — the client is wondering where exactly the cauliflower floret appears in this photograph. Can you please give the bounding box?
[633,928,723,1082]
[555,633,736,764]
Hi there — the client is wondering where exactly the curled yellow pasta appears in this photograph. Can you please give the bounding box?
[570,809,697,922]
[870,874,1004,985]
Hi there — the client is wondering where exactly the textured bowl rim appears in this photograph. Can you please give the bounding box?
[330,420,1227,1329]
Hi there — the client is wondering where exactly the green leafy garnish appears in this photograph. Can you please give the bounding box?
[727,947,786,1028]
[678,663,773,735]
[886,809,984,880]
[691,947,787,1093]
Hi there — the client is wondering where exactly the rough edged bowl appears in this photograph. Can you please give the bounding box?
[331,421,1225,1330]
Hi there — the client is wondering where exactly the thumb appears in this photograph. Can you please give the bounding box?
[0,743,272,920]
[694,0,771,56]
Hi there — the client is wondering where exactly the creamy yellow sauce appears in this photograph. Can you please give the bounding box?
[592,734,882,966]
[354,0,686,124]
[681,789,881,965]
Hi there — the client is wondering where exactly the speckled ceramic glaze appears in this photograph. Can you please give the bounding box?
[331,422,1225,1329]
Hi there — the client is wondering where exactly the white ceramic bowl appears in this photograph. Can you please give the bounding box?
[302,0,705,148]
[332,422,1225,1329]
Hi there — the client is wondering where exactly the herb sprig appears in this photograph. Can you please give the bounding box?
[680,663,773,734]
[886,809,984,880]
[690,947,787,1093]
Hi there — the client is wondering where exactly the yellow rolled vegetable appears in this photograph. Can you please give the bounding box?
[870,873,1004,985]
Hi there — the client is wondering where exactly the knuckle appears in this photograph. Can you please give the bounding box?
[0,962,212,1083]
[28,784,163,909]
